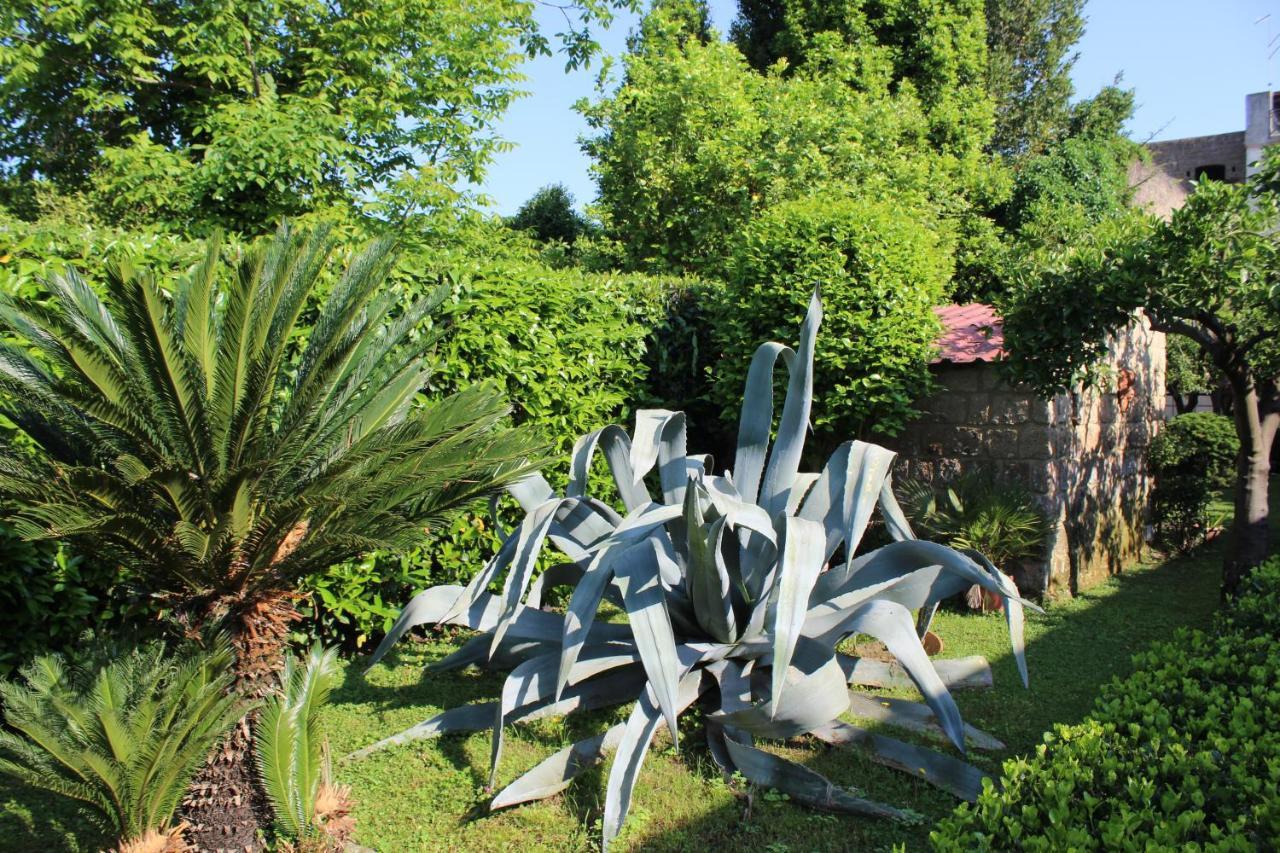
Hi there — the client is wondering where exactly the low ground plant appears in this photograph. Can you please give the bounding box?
[933,556,1280,850]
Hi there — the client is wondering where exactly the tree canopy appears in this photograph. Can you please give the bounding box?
[0,0,633,231]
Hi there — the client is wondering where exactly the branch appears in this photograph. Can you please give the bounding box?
[1148,313,1217,352]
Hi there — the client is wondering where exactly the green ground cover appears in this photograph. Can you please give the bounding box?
[1,533,1226,852]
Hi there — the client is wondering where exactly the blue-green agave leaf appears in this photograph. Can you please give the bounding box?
[733,341,795,504]
[613,539,682,748]
[722,736,915,821]
[757,291,822,519]
[845,693,1005,751]
[811,719,991,802]
[770,516,827,712]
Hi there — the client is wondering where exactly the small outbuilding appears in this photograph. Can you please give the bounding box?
[886,304,1165,597]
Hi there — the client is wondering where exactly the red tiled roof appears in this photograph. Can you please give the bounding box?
[933,303,1004,364]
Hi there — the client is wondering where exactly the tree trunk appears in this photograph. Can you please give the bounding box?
[1224,384,1277,598]
[181,592,299,851]
[1173,392,1199,414]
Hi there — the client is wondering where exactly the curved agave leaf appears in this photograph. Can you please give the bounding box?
[810,720,991,802]
[722,736,914,821]
[613,539,682,748]
[716,639,848,739]
[833,600,966,753]
[684,484,737,643]
[602,671,706,850]
[568,425,648,511]
[769,516,827,711]
[490,724,625,809]
[963,549,1029,688]
[733,341,796,506]
[757,291,821,520]
[845,693,1005,751]
[344,703,496,761]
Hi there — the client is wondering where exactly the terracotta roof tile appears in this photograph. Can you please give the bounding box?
[933,303,1004,364]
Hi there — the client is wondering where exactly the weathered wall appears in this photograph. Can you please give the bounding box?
[887,318,1165,597]
[1146,131,1246,184]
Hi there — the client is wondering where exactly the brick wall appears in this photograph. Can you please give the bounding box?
[887,317,1165,597]
[1146,131,1247,184]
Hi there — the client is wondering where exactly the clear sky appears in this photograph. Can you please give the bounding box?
[479,0,1277,215]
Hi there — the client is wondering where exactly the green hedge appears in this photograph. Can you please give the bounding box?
[932,557,1280,850]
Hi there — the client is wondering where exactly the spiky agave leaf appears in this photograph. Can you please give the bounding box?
[363,290,1044,848]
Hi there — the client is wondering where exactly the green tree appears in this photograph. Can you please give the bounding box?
[998,168,1280,596]
[0,0,632,231]
[984,0,1086,158]
[507,184,590,245]
[728,0,994,157]
[710,194,950,442]
[0,226,543,844]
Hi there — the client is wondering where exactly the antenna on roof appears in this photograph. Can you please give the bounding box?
[1257,13,1274,88]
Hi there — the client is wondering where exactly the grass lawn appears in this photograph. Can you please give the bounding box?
[0,537,1229,851]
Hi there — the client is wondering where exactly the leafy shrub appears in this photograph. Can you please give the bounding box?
[0,517,132,676]
[0,637,245,850]
[1149,412,1238,488]
[361,293,1036,849]
[296,259,695,650]
[932,557,1280,851]
[897,473,1050,604]
[709,194,951,442]
[1148,413,1239,553]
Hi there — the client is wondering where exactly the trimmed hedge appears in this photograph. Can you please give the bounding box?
[932,557,1280,851]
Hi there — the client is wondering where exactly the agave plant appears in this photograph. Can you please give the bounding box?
[0,225,543,845]
[256,644,352,850]
[359,293,1039,848]
[0,637,243,851]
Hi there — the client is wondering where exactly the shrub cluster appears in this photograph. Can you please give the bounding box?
[1147,413,1239,553]
[932,557,1280,850]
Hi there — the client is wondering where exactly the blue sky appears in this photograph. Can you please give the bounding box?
[479,0,1277,215]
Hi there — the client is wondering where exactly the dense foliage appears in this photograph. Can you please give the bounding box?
[710,195,949,440]
[983,0,1085,158]
[506,184,592,246]
[0,637,244,849]
[583,0,1002,277]
[898,473,1049,600]
[1148,413,1239,554]
[0,0,633,230]
[360,294,1036,850]
[0,225,544,843]
[933,556,1280,850]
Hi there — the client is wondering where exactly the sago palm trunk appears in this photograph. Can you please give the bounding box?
[182,591,298,850]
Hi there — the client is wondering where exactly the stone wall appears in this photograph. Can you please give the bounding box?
[887,318,1165,597]
[1146,131,1246,184]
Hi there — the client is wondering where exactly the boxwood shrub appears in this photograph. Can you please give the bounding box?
[932,557,1280,851]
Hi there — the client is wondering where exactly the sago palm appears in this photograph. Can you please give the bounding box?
[0,638,244,852]
[0,225,544,845]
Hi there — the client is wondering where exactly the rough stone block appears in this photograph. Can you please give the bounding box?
[987,428,1019,458]
[1018,425,1053,459]
[936,367,982,393]
[989,396,1032,425]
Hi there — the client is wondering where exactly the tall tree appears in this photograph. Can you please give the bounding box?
[0,226,544,845]
[984,0,1086,158]
[0,0,631,230]
[999,165,1280,597]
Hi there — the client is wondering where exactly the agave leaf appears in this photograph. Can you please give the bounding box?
[732,341,796,506]
[769,516,827,712]
[834,600,966,753]
[722,736,914,821]
[628,409,689,507]
[810,720,991,802]
[508,473,556,512]
[556,547,618,700]
[489,498,574,655]
[344,702,497,761]
[490,724,625,810]
[684,484,737,643]
[602,671,706,849]
[757,290,822,519]
[613,539,682,748]
[568,425,649,511]
[878,479,917,541]
[426,634,550,674]
[785,472,821,516]
[716,639,848,739]
[845,693,1005,751]
[962,549,1029,688]
[839,655,995,692]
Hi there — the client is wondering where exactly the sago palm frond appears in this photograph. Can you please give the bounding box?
[0,224,545,613]
[255,644,341,842]
[0,637,244,843]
